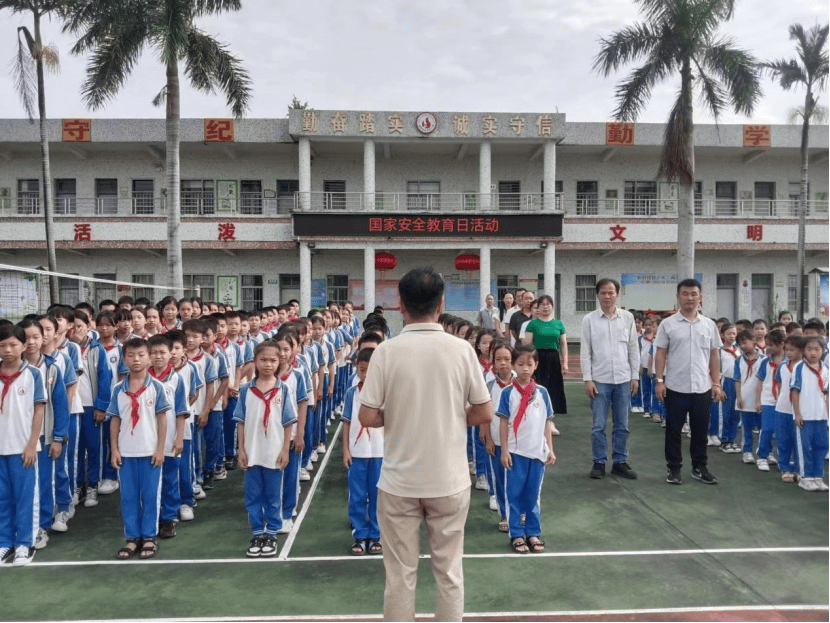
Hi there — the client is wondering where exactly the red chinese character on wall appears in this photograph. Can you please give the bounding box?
[204,118,234,142]
[63,119,91,142]
[743,125,770,148]
[383,218,398,232]
[398,217,412,231]
[218,222,236,241]
[457,218,469,232]
[441,218,455,233]
[606,122,634,146]
[484,218,499,232]
[746,224,763,241]
[610,224,627,241]
[369,217,383,232]
[411,217,426,232]
[427,218,441,232]
[470,218,485,233]
[73,223,91,241]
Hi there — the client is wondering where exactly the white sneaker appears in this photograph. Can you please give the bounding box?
[317,443,326,454]
[0,547,12,564]
[489,495,498,511]
[310,451,319,463]
[66,504,76,520]
[631,406,643,413]
[767,455,778,465]
[71,489,80,507]
[179,505,195,521]
[34,528,49,550]
[799,478,820,491]
[707,435,720,446]
[214,467,227,480]
[681,423,690,434]
[278,519,293,534]
[742,452,756,464]
[98,479,119,495]
[756,459,770,471]
[642,412,652,418]
[551,423,560,436]
[84,488,99,507]
[815,479,830,491]
[13,546,35,566]
[305,461,314,471]
[194,485,207,500]
[52,511,70,532]
[475,474,488,490]
[728,443,742,453]
[293,508,298,517]
[299,468,311,482]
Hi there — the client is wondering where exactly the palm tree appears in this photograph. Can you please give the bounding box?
[3,0,62,303]
[63,0,252,293]
[594,0,761,281]
[761,24,829,322]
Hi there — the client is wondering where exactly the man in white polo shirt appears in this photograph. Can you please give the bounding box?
[654,278,725,485]
[359,267,493,622]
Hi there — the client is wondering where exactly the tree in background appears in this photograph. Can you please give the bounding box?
[594,0,761,281]
[762,23,829,321]
[63,0,252,293]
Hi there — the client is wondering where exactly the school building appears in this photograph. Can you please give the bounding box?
[0,110,828,335]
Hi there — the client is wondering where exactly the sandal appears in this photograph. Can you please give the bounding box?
[139,538,158,559]
[368,540,382,555]
[528,537,545,553]
[498,518,509,533]
[350,540,367,556]
[511,537,530,554]
[117,538,141,559]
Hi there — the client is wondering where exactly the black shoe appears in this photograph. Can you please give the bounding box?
[666,468,682,484]
[259,536,278,557]
[225,457,238,471]
[611,462,638,479]
[159,520,178,539]
[589,463,606,479]
[246,537,263,557]
[202,471,215,490]
[691,466,718,485]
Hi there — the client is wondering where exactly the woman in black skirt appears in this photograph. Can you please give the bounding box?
[523,295,568,418]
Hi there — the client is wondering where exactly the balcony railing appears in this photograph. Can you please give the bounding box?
[0,196,291,217]
[557,197,830,218]
[293,192,557,212]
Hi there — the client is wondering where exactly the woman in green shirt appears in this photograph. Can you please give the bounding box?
[523,295,568,414]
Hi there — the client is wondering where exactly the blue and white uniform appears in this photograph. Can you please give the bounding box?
[187,349,217,485]
[56,338,84,500]
[714,346,740,444]
[486,373,514,518]
[222,339,243,461]
[790,361,829,480]
[153,365,191,523]
[756,356,783,462]
[173,359,202,507]
[76,336,113,489]
[774,358,799,474]
[279,367,309,522]
[734,353,765,454]
[205,343,229,475]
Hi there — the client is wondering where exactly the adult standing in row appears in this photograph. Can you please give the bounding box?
[509,290,534,347]
[654,279,724,485]
[581,279,640,480]
[523,295,568,415]
[477,294,503,338]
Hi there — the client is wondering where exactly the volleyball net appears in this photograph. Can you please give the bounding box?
[0,263,199,322]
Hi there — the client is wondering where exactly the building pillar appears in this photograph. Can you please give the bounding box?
[364,246,376,314]
[363,139,375,211]
[479,141,491,210]
[300,242,311,314]
[299,137,311,210]
[543,244,555,300]
[543,140,556,211]
[479,245,491,310]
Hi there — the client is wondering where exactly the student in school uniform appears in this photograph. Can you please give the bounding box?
[638,317,656,419]
[234,341,298,558]
[108,337,170,560]
[342,348,383,556]
[19,319,69,551]
[200,316,229,488]
[0,324,46,566]
[71,310,113,507]
[296,320,320,478]
[733,329,764,464]
[755,330,785,471]
[146,335,191,539]
[713,323,740,451]
[218,311,244,473]
[95,311,123,495]
[159,296,182,334]
[775,335,803,482]
[791,335,829,491]
[311,316,335,457]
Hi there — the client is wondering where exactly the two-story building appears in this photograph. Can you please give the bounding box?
[0,110,827,334]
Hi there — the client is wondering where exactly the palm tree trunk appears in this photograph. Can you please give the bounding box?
[796,89,810,322]
[676,59,696,282]
[166,56,184,294]
[34,12,58,304]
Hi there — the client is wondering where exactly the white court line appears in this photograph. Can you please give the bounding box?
[62,604,830,622]
[278,420,342,560]
[22,545,828,567]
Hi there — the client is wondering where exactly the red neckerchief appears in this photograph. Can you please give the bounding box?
[804,362,827,394]
[174,360,188,373]
[139,332,149,339]
[495,374,512,389]
[643,335,653,343]
[125,383,147,433]
[149,362,174,382]
[189,350,204,363]
[355,382,370,441]
[290,355,298,369]
[237,338,246,347]
[0,365,24,413]
[208,344,218,357]
[80,336,91,357]
[742,354,758,382]
[250,384,279,435]
[511,379,537,436]
[279,366,292,382]
[722,346,738,358]
[218,337,229,350]
[479,358,492,374]
[103,343,118,352]
[767,357,782,400]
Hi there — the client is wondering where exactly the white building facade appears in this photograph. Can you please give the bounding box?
[0,110,828,335]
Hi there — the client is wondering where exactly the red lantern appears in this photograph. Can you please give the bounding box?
[454,253,480,272]
[375,251,397,272]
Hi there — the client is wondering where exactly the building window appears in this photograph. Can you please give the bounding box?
[715,181,737,216]
[575,275,597,312]
[751,273,773,321]
[754,181,775,216]
[181,180,215,215]
[576,181,598,215]
[131,274,155,302]
[132,180,155,215]
[96,178,118,215]
[241,274,264,310]
[324,180,347,211]
[406,181,440,210]
[184,274,214,301]
[788,274,809,313]
[59,276,79,307]
[498,181,521,210]
[327,274,349,305]
[623,181,657,215]
[694,181,703,216]
[55,179,76,215]
[279,273,300,305]
[277,179,298,214]
[92,273,117,308]
[240,180,263,215]
[17,179,39,215]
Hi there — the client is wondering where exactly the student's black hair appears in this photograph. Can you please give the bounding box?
[474,329,497,357]
[676,278,701,293]
[36,314,59,330]
[0,319,12,328]
[802,320,825,334]
[769,322,785,331]
[131,307,146,319]
[50,306,75,323]
[716,317,730,325]
[311,315,326,327]
[643,315,656,325]
[122,337,148,354]
[17,317,44,335]
[358,332,383,348]
[398,267,444,318]
[75,302,96,317]
[73,309,91,325]
[356,347,374,365]
[210,312,226,324]
[177,297,192,307]
[276,304,289,314]
[454,319,473,336]
[21,313,40,323]
[536,294,555,308]
[147,334,172,350]
[113,308,132,323]
[752,318,768,327]
[465,327,480,344]
[736,329,755,344]
[165,329,187,348]
[735,319,752,330]
[202,316,219,334]
[237,311,248,321]
[0,323,26,345]
[784,334,805,349]
[511,343,538,364]
[159,296,179,311]
[273,328,296,347]
[92,311,114,328]
[98,299,117,311]
[767,330,785,346]
[595,278,620,294]
[224,310,241,321]
[719,322,735,335]
[182,319,208,336]
[373,306,384,315]
[785,321,802,334]
[802,335,825,351]
[777,310,794,321]
[117,295,135,306]
[190,296,203,308]
[253,339,279,359]
[437,313,452,326]
[287,299,300,307]
[134,297,152,307]
[205,300,218,309]
[490,339,513,362]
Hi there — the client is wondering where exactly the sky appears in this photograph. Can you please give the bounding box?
[0,0,827,124]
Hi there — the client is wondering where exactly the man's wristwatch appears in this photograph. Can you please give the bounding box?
[656,378,664,383]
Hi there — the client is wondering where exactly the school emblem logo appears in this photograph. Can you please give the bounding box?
[110,356,117,363]
[147,399,154,406]
[18,388,26,395]
[415,112,437,135]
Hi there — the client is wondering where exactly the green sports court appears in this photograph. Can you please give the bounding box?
[2,384,827,622]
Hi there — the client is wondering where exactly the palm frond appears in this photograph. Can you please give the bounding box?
[191,0,242,18]
[183,28,252,117]
[0,0,36,14]
[701,38,761,116]
[610,60,663,121]
[787,104,829,124]
[760,58,806,90]
[12,27,37,121]
[39,42,60,73]
[656,89,694,184]
[692,58,727,122]
[79,22,146,110]
[152,85,167,107]
[157,0,190,69]
[593,22,663,76]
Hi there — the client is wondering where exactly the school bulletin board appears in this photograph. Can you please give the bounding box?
[444,279,480,311]
[620,272,703,311]
[311,279,327,307]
